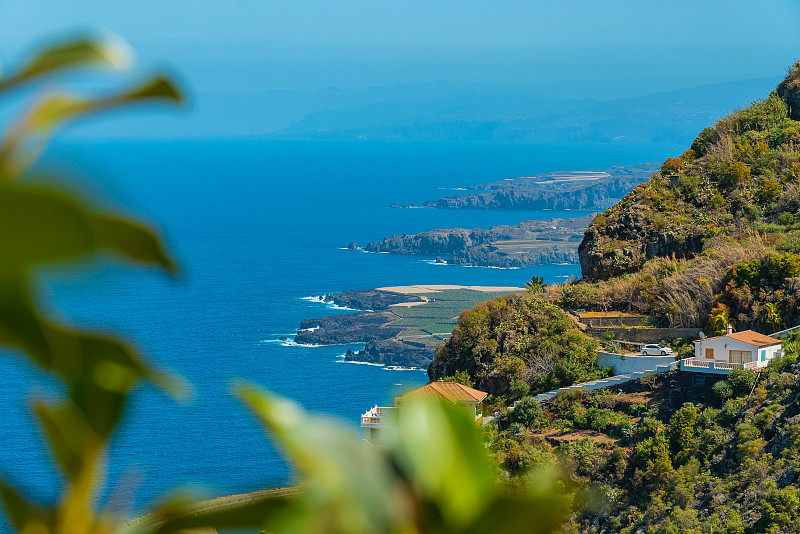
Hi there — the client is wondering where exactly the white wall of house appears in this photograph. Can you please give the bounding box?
[694,337,781,368]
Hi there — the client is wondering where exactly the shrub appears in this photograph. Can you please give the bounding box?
[509,377,530,398]
[720,161,752,189]
[661,157,684,176]
[512,396,544,428]
[712,380,733,400]
[669,405,700,461]
[728,368,758,397]
[760,487,800,530]
[443,369,475,387]
[758,178,782,203]
[691,127,717,157]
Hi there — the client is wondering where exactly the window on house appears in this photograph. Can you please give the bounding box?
[729,350,753,364]
[761,350,766,361]
[705,348,714,359]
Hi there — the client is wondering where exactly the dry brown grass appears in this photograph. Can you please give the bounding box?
[546,237,772,327]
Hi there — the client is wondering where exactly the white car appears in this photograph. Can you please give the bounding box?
[641,344,673,356]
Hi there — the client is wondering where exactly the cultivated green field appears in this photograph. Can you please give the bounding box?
[386,288,521,345]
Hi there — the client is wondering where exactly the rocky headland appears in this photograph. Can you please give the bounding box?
[295,286,522,368]
[361,216,593,268]
[344,340,435,369]
[413,163,658,211]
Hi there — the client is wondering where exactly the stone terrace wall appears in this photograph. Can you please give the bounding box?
[586,327,701,344]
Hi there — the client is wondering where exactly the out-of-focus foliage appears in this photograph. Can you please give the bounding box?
[0,34,572,534]
[0,34,183,534]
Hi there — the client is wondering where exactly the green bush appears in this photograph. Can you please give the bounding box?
[760,487,800,531]
[728,368,758,397]
[759,178,782,203]
[512,396,544,428]
[509,377,530,398]
[443,369,475,387]
[712,380,733,400]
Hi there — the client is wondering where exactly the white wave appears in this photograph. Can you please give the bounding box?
[336,360,384,367]
[461,265,522,270]
[299,295,366,312]
[383,366,425,372]
[298,325,320,332]
[420,259,449,266]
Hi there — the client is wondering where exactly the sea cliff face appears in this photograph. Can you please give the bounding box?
[363,216,591,268]
[577,199,705,281]
[420,163,658,211]
[344,340,435,368]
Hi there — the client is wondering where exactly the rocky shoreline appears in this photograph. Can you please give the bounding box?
[358,216,592,268]
[343,340,435,369]
[294,286,522,368]
[294,289,435,367]
[415,163,658,211]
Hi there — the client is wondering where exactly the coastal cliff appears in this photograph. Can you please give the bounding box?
[294,286,522,368]
[577,68,800,283]
[363,216,591,268]
[420,163,658,211]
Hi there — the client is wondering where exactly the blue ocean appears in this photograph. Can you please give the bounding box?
[0,139,680,517]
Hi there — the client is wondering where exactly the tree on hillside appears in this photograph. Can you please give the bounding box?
[762,302,784,333]
[526,275,549,294]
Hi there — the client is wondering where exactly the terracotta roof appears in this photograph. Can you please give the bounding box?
[694,329,780,347]
[399,381,488,404]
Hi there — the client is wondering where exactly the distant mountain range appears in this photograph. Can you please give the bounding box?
[271,77,779,144]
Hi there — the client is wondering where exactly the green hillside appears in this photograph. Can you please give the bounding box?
[431,60,800,533]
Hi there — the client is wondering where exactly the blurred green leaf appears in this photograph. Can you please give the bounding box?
[0,480,55,533]
[33,401,95,480]
[133,493,298,534]
[0,77,182,180]
[0,36,133,93]
[91,213,178,274]
[0,182,175,272]
[236,382,410,534]
[392,397,497,529]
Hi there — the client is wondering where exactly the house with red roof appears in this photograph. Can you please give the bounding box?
[360,381,488,443]
[681,325,783,374]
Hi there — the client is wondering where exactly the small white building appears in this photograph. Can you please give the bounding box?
[681,327,782,374]
[361,381,488,443]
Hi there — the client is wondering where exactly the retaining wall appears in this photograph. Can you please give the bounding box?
[579,315,649,327]
[586,327,701,344]
[596,351,676,375]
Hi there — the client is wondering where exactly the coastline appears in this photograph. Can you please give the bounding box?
[293,285,524,369]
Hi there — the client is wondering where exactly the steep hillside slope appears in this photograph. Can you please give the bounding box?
[579,62,800,283]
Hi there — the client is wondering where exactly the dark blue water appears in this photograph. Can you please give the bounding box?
[0,139,679,518]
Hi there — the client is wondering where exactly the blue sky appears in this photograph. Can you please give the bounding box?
[1,1,799,135]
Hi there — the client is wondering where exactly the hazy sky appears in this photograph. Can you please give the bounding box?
[1,1,799,135]
[2,1,799,92]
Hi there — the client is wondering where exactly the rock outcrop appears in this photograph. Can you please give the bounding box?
[318,289,423,311]
[777,61,800,121]
[419,163,658,211]
[363,216,592,268]
[344,339,435,368]
[295,311,401,345]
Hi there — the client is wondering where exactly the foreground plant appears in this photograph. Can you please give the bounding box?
[0,36,570,534]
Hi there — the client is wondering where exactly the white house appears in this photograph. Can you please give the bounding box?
[681,327,782,374]
[360,381,488,443]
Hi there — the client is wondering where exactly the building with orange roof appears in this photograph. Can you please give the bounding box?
[360,381,488,443]
[681,325,783,374]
